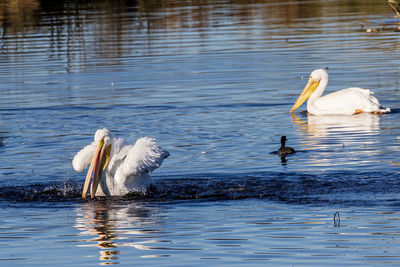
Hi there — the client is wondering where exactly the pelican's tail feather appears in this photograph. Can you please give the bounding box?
[352,88,390,114]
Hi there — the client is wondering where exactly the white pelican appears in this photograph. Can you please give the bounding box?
[290,69,390,115]
[72,128,169,198]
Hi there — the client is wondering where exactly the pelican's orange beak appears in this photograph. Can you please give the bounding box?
[82,138,111,198]
[290,76,320,114]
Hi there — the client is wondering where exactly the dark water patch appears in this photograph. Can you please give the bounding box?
[0,137,5,147]
[0,181,82,202]
[0,172,398,206]
[151,172,400,206]
[387,108,400,114]
[0,257,29,261]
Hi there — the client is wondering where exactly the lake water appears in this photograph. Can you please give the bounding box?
[1,0,400,265]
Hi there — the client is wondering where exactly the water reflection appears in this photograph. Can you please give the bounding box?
[0,0,40,33]
[0,0,394,72]
[291,113,383,168]
[0,0,392,33]
[293,113,381,139]
[75,200,163,265]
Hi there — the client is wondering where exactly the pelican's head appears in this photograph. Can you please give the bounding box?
[94,128,112,145]
[290,69,328,114]
[82,128,113,199]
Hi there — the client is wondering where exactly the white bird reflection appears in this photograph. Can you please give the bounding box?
[293,113,381,139]
[75,201,165,265]
[291,113,382,168]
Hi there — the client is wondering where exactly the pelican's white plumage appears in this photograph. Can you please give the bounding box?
[73,128,169,197]
[290,69,390,115]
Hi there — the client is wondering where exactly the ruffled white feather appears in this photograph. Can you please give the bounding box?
[118,137,169,178]
[72,143,96,172]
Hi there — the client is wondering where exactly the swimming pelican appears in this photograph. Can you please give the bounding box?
[290,69,390,115]
[277,136,295,157]
[72,128,169,198]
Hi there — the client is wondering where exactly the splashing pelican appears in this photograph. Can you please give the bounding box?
[72,128,169,198]
[290,69,390,115]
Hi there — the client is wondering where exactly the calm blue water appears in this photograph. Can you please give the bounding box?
[1,0,400,265]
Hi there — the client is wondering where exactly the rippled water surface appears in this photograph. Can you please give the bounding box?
[1,0,400,265]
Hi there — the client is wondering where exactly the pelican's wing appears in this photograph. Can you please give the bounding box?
[120,137,169,176]
[72,143,96,172]
[314,88,384,114]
